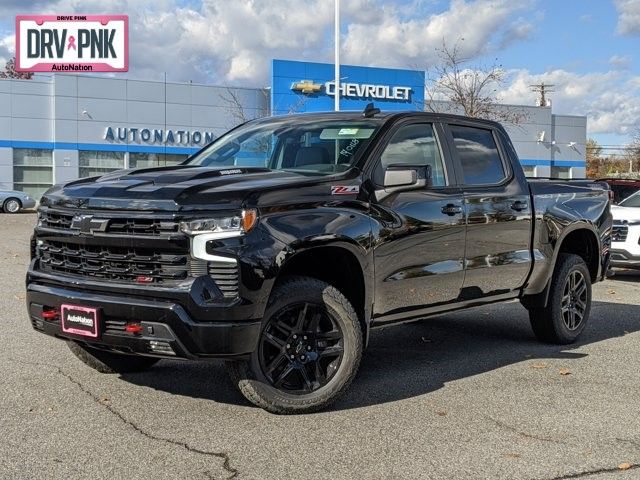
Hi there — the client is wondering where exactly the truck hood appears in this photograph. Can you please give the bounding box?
[611,204,640,223]
[40,165,333,212]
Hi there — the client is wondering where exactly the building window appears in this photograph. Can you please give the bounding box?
[13,148,53,199]
[522,165,536,177]
[79,151,125,178]
[550,166,572,179]
[129,153,187,169]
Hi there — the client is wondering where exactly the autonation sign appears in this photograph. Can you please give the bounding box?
[104,127,215,146]
[16,15,128,72]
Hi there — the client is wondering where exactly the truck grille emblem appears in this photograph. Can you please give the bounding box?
[70,215,110,234]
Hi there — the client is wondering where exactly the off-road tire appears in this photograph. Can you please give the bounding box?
[67,341,160,373]
[226,276,363,414]
[529,253,592,344]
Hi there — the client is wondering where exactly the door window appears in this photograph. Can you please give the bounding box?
[380,124,446,186]
[450,125,506,185]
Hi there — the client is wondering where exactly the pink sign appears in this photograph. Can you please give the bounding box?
[16,15,128,73]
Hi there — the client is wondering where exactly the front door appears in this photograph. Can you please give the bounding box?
[371,122,466,319]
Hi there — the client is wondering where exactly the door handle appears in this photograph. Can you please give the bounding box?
[441,203,462,216]
[510,201,528,212]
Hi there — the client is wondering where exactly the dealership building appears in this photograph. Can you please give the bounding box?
[0,59,586,199]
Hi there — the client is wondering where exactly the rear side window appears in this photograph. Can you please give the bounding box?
[450,125,506,185]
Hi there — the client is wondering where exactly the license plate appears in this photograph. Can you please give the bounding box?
[61,304,99,338]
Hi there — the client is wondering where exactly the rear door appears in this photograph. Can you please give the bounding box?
[371,121,466,318]
[444,123,532,298]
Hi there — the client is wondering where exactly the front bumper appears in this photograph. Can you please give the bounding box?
[27,282,262,359]
[611,225,640,268]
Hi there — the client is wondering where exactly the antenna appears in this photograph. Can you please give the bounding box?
[363,102,380,118]
[530,82,555,107]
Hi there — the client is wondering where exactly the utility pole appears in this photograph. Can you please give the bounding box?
[530,82,555,107]
[334,0,340,111]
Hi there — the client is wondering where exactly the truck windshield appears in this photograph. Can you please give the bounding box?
[619,191,640,207]
[185,117,381,175]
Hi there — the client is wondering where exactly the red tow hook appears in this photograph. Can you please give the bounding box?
[125,323,144,335]
[42,308,59,321]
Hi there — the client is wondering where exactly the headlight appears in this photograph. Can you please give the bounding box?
[180,209,258,235]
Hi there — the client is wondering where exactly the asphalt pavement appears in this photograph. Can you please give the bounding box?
[1,212,639,479]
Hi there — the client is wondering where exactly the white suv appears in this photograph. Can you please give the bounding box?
[611,191,640,268]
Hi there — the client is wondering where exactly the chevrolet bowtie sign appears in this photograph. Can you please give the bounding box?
[291,79,412,101]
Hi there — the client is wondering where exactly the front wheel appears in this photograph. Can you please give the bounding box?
[226,276,363,414]
[528,253,592,344]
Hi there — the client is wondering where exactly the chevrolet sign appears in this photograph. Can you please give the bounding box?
[325,81,412,101]
[291,79,412,101]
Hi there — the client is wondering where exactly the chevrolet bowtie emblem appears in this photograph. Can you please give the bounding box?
[291,80,323,94]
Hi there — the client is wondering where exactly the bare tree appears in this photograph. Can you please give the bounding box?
[422,42,526,125]
[219,87,274,127]
[0,57,33,79]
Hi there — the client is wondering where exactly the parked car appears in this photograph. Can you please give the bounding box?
[26,110,612,413]
[597,178,640,204]
[611,191,640,268]
[0,190,36,213]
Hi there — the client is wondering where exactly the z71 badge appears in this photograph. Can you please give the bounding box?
[331,185,360,195]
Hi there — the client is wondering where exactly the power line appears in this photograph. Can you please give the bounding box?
[530,82,555,106]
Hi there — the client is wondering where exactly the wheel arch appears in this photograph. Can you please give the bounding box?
[523,223,600,309]
[271,240,373,345]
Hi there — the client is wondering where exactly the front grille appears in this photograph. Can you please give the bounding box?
[38,240,190,284]
[208,261,239,298]
[39,210,179,237]
[612,225,628,242]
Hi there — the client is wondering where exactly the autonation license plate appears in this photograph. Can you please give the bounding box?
[61,304,99,338]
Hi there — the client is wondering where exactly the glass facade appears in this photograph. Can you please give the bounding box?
[129,153,187,169]
[13,148,53,199]
[79,151,125,178]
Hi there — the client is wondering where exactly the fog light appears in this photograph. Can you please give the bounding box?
[148,340,175,356]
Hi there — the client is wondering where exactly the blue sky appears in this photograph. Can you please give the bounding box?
[0,0,638,146]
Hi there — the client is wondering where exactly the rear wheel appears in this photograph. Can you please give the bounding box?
[528,253,592,344]
[3,198,21,213]
[67,341,160,373]
[226,276,363,414]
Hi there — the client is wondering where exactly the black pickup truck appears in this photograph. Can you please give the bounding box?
[27,109,612,413]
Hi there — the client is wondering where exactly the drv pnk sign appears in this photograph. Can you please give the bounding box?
[16,15,128,72]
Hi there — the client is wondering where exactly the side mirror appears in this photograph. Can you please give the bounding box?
[377,164,432,201]
[383,168,417,187]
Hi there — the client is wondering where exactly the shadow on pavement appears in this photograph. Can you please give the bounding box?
[609,269,640,283]
[120,300,640,412]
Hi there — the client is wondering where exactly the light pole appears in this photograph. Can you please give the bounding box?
[334,0,340,111]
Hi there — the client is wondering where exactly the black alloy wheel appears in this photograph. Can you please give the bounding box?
[258,302,344,394]
[561,270,588,331]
